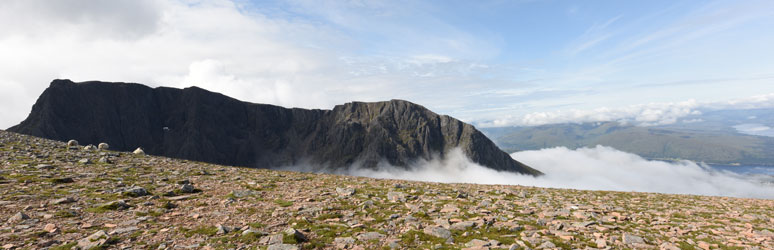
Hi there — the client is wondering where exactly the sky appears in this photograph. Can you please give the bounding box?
[2,0,774,129]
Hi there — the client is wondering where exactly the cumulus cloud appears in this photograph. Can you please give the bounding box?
[292,147,773,199]
[479,93,774,127]
[0,0,501,129]
[481,100,702,127]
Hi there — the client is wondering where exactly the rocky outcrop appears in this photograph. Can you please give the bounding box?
[9,79,541,175]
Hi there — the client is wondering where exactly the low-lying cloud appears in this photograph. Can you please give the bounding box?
[479,93,774,127]
[290,146,773,199]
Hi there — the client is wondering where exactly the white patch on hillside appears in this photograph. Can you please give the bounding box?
[734,123,774,137]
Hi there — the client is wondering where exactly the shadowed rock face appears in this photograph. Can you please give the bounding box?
[9,79,542,176]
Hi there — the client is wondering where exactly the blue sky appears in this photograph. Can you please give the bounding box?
[1,0,773,128]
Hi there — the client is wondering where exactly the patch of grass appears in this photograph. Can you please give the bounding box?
[86,202,122,213]
[412,211,431,220]
[274,199,293,207]
[180,226,219,237]
[451,227,517,246]
[283,233,299,244]
[237,231,263,243]
[248,222,266,229]
[50,242,78,250]
[316,212,343,221]
[49,177,74,184]
[400,230,447,248]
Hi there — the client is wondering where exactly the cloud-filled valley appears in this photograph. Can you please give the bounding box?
[288,146,773,199]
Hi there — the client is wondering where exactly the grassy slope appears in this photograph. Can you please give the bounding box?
[1,130,772,249]
[487,122,774,165]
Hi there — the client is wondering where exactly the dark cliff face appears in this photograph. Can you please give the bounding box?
[9,79,542,176]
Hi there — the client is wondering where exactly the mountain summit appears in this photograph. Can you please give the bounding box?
[9,79,542,176]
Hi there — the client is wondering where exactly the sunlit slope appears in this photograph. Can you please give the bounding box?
[485,122,774,166]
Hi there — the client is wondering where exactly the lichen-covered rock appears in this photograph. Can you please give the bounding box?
[77,230,108,249]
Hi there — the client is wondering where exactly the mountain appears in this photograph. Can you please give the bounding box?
[8,79,541,176]
[482,121,774,166]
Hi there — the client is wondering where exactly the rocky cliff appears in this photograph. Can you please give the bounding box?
[9,79,541,175]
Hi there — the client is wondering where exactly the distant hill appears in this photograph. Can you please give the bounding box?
[9,79,541,175]
[482,121,774,166]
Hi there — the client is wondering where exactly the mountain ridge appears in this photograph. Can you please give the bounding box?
[9,79,541,176]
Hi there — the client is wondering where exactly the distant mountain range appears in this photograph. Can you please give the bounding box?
[8,79,541,176]
[482,110,774,166]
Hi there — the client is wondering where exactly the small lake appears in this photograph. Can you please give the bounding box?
[708,164,774,176]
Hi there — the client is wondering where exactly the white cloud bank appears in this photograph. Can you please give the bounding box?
[320,147,773,199]
[480,93,774,127]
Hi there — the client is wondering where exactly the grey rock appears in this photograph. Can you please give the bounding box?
[78,158,91,164]
[334,237,355,245]
[260,234,283,245]
[216,224,231,235]
[538,241,556,249]
[465,239,491,248]
[623,233,645,245]
[283,228,307,242]
[230,189,257,198]
[109,226,139,235]
[659,242,680,250]
[7,212,29,223]
[573,221,597,228]
[78,230,108,249]
[335,187,356,197]
[357,232,385,241]
[49,197,75,205]
[241,229,266,237]
[423,226,452,240]
[98,142,109,150]
[387,192,406,202]
[450,221,476,231]
[124,187,149,197]
[35,164,54,170]
[98,156,112,164]
[267,244,298,250]
[179,184,195,193]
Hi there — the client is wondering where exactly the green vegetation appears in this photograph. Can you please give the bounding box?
[179,226,219,237]
[50,242,77,250]
[484,121,774,165]
[274,199,294,207]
